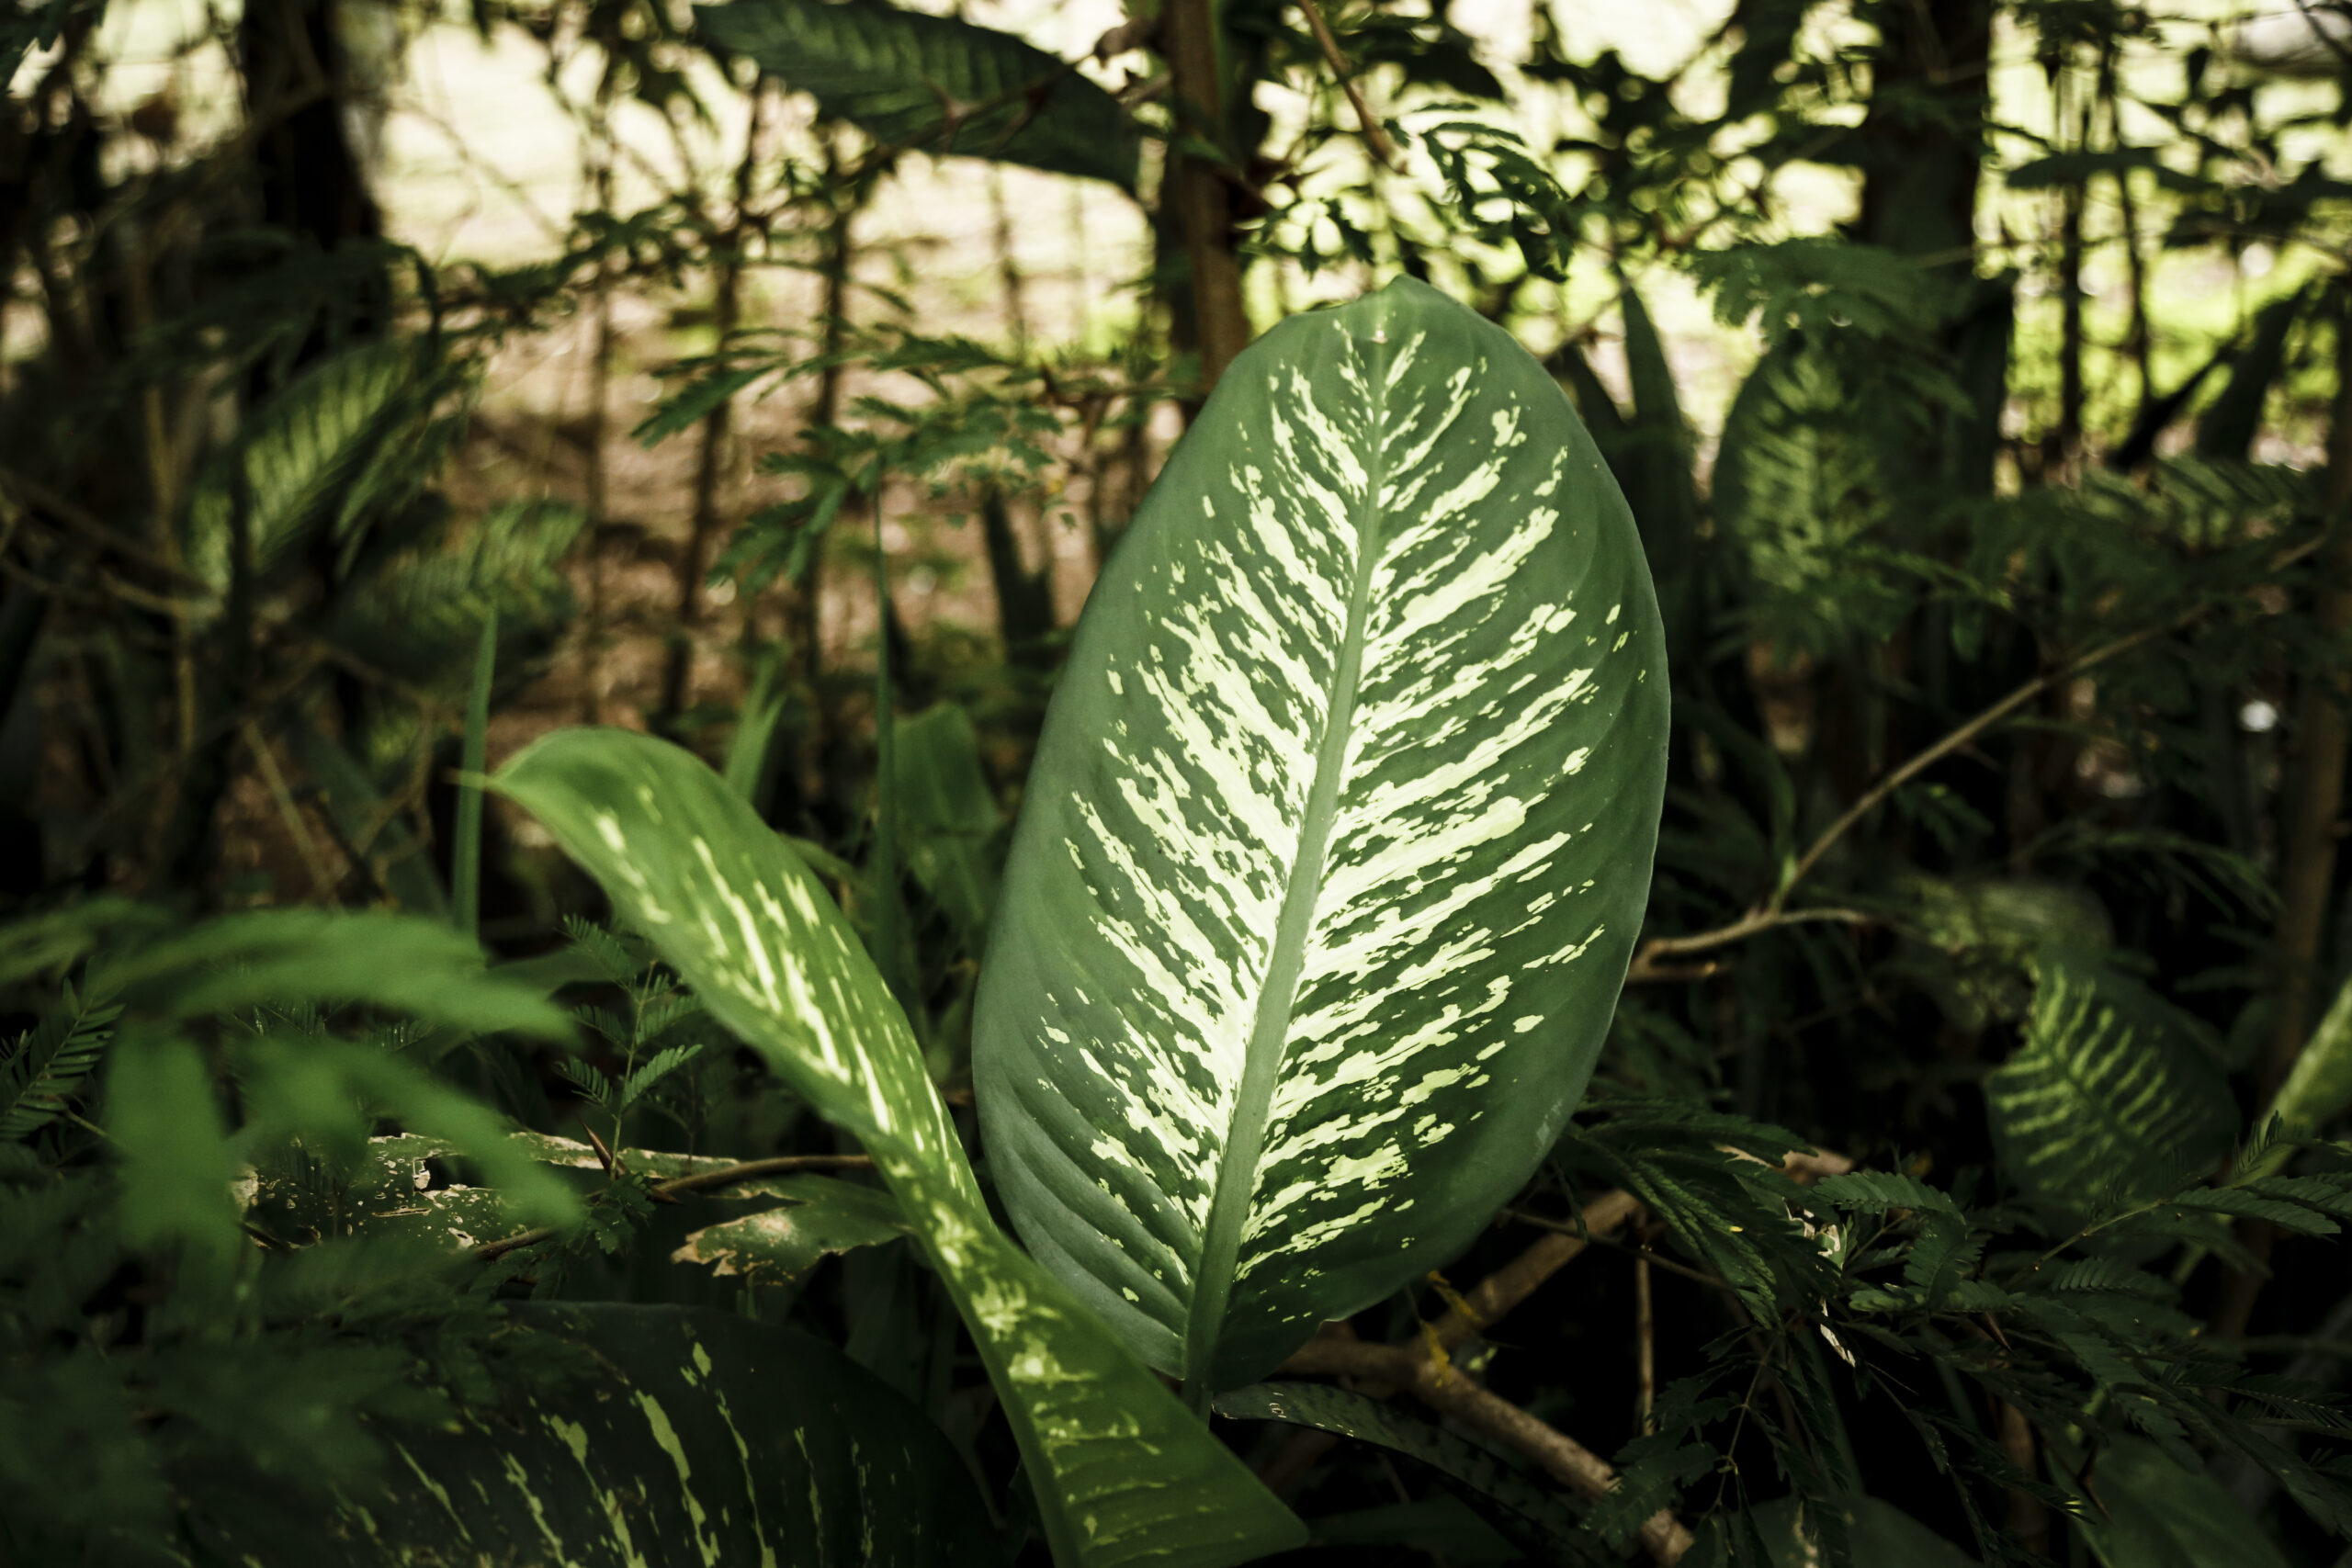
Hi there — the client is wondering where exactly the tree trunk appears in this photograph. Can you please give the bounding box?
[1856,0,1992,263]
[239,0,384,344]
[2260,286,2352,1104]
[1159,0,1249,398]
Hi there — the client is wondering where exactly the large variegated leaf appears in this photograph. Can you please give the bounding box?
[177,1303,1004,1567]
[972,276,1669,1390]
[494,731,1305,1568]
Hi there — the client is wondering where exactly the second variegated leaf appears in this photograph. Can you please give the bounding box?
[973,276,1670,1391]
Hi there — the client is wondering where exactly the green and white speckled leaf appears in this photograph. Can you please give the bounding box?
[177,1303,1004,1567]
[185,341,423,600]
[972,276,1668,1390]
[495,730,1305,1568]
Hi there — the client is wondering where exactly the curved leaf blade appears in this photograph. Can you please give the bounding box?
[494,729,1306,1568]
[973,276,1669,1389]
[2081,1437,2292,1568]
[697,0,1139,191]
[1713,339,1902,655]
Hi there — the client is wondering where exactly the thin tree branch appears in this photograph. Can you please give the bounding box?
[1627,609,2216,984]
[1278,1334,1694,1563]
[1295,0,1401,170]
[1431,1188,1644,1352]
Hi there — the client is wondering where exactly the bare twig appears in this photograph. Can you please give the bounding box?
[1635,1251,1657,1437]
[1295,0,1401,170]
[1502,1211,1726,1291]
[1278,1333,1694,1563]
[242,721,337,901]
[469,1153,876,1263]
[1430,1188,1644,1353]
[1626,908,1871,984]
[1626,612,2203,985]
[1264,1190,1690,1560]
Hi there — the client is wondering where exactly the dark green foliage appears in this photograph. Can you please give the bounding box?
[697,0,1140,190]
[1985,953,2238,1220]
[0,982,119,1143]
[12,0,2352,1563]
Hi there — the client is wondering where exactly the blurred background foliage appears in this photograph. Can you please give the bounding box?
[12,0,2352,1562]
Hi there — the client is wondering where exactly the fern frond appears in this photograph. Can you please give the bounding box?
[1984,953,2236,1219]
[560,918,642,987]
[2040,1258,2172,1298]
[2162,1187,2339,1235]
[634,994,706,1046]
[0,984,122,1142]
[615,1043,706,1116]
[1815,1171,1961,1215]
[552,1055,614,1111]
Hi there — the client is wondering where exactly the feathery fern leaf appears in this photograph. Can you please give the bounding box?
[0,984,121,1142]
[1984,953,2236,1220]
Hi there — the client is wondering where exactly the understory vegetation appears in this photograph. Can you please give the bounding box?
[9,0,2352,1563]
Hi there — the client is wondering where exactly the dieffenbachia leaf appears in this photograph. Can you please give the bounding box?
[972,276,1668,1390]
[177,1303,1006,1567]
[494,729,1306,1568]
[185,341,424,600]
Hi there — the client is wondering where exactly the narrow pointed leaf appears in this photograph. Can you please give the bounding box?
[495,729,1306,1568]
[973,276,1669,1389]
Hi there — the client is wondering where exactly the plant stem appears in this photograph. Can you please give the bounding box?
[453,608,496,940]
[1628,612,2207,983]
[243,720,335,901]
[1294,0,1398,170]
[1278,1332,1695,1563]
[1634,1251,1657,1437]
[2261,288,2352,1106]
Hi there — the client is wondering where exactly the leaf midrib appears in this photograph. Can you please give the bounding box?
[1182,324,1396,1396]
